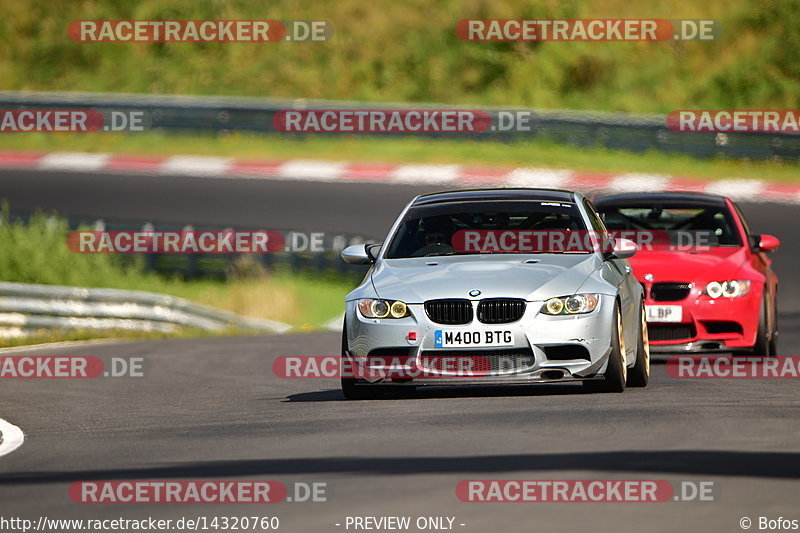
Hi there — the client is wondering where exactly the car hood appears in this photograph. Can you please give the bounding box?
[630,246,749,282]
[370,254,601,303]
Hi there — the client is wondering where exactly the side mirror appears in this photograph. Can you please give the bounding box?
[607,238,638,260]
[341,244,371,265]
[341,244,382,264]
[757,234,780,253]
[366,243,382,261]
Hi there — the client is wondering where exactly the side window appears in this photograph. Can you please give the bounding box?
[731,201,757,249]
[583,199,611,252]
[583,199,607,233]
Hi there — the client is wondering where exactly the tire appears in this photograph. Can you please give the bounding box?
[769,295,779,357]
[584,302,627,393]
[626,302,650,388]
[749,297,770,357]
[340,322,381,400]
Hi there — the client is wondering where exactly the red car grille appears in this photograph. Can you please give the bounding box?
[650,282,692,302]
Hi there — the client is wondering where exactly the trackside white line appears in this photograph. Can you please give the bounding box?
[505,168,571,188]
[38,152,111,172]
[704,179,765,200]
[391,164,460,185]
[611,173,671,192]
[0,419,24,458]
[277,160,347,181]
[5,150,800,203]
[160,156,232,177]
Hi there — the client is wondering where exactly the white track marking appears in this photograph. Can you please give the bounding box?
[39,152,111,172]
[3,150,798,203]
[391,164,460,184]
[0,419,24,458]
[611,173,671,192]
[505,168,571,188]
[704,179,765,200]
[277,160,347,181]
[160,156,232,177]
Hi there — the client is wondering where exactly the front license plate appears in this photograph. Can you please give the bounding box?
[646,305,683,323]
[434,330,513,348]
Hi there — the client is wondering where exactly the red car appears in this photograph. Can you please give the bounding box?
[594,192,779,355]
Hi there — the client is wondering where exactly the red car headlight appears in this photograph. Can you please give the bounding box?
[704,280,751,298]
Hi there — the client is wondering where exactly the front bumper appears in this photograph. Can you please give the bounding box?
[645,284,759,353]
[344,295,616,386]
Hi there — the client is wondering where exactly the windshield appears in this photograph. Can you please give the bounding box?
[384,200,588,258]
[598,204,742,247]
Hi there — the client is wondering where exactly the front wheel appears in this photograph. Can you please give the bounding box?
[340,322,381,400]
[626,302,650,388]
[584,302,627,393]
[769,295,779,356]
[749,297,770,357]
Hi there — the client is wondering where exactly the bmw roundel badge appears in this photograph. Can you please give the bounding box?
[469,289,481,297]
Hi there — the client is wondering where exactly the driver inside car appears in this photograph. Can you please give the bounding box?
[412,215,456,257]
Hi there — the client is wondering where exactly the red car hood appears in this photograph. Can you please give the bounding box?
[629,246,749,282]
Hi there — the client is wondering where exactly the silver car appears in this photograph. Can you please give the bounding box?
[340,188,649,399]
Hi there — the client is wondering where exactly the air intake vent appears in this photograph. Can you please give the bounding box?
[477,298,526,324]
[702,321,743,335]
[648,324,696,341]
[543,344,591,361]
[419,349,535,373]
[424,299,473,325]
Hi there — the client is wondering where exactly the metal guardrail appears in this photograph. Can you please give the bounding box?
[0,91,798,160]
[0,281,292,337]
[0,214,361,338]
[8,212,372,279]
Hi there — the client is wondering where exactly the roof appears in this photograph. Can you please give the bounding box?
[413,188,576,206]
[593,191,728,209]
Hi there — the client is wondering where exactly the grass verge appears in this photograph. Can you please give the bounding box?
[0,211,356,346]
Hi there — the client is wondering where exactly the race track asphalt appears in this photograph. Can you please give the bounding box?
[1,168,799,532]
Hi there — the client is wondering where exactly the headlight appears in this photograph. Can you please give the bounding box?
[704,280,750,298]
[358,299,410,319]
[390,301,408,318]
[541,294,599,315]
